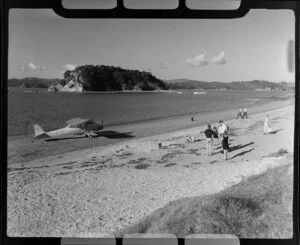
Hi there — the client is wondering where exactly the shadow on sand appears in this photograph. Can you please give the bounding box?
[215,141,254,152]
[194,139,202,142]
[45,136,85,142]
[230,142,254,152]
[269,129,283,135]
[231,148,254,159]
[96,130,134,139]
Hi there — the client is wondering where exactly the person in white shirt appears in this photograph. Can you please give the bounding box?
[263,114,272,134]
[218,120,230,160]
[242,108,248,119]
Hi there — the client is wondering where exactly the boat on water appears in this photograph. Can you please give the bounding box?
[193,91,207,95]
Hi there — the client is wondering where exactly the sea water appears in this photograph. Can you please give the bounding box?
[8,89,291,137]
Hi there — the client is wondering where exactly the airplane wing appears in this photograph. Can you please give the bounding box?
[66,118,103,138]
[66,117,92,126]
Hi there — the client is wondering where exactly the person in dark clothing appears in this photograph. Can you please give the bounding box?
[212,126,218,145]
[218,120,230,160]
[236,108,243,119]
[204,124,214,156]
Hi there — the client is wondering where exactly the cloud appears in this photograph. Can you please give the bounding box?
[62,64,76,70]
[158,62,167,69]
[28,62,47,71]
[210,51,226,65]
[18,66,26,71]
[28,62,38,70]
[183,53,209,67]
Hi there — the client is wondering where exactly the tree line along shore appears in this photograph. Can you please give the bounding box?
[8,65,295,92]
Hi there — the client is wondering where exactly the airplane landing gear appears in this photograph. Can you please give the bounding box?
[86,133,96,138]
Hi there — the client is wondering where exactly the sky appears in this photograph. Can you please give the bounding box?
[8,3,295,83]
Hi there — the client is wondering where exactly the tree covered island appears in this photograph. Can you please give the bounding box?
[48,65,169,92]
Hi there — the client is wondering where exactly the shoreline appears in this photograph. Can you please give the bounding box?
[9,87,295,93]
[7,91,293,138]
[8,98,294,165]
[8,96,293,139]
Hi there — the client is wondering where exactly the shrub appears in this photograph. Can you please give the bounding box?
[268,148,288,157]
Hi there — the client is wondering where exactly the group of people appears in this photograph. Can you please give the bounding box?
[203,114,273,161]
[236,108,248,119]
[204,120,230,160]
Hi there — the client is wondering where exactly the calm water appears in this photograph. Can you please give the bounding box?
[8,90,291,136]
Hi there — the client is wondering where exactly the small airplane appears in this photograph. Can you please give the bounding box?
[33,117,104,139]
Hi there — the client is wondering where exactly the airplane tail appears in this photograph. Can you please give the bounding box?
[33,124,50,139]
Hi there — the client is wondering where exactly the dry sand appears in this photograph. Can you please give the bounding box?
[7,102,294,237]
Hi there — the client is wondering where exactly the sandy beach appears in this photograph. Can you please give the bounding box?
[7,100,294,237]
[8,98,293,165]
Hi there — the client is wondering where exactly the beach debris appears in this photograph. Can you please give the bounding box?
[191,162,202,165]
[164,163,177,167]
[186,136,195,143]
[134,163,151,169]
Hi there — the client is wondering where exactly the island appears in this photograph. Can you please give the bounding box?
[49,65,169,92]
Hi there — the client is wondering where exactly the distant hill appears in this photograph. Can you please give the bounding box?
[165,79,295,91]
[57,65,169,92]
[8,77,60,88]
[8,75,294,91]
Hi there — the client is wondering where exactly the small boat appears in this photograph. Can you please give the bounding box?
[193,91,206,95]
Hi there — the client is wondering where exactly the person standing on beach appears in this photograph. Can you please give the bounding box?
[236,108,243,119]
[218,120,230,160]
[242,108,248,119]
[263,114,272,134]
[204,124,214,156]
[212,126,218,145]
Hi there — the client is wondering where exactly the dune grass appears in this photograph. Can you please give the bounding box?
[115,157,293,238]
[268,148,288,157]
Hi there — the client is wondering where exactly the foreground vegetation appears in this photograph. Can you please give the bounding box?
[116,155,293,238]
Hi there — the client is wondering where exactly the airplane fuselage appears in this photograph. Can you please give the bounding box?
[33,118,104,139]
[46,126,84,137]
